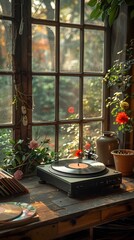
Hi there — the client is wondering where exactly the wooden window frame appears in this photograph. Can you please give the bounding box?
[0,0,110,152]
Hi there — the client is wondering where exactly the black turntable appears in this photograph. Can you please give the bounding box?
[37,159,122,197]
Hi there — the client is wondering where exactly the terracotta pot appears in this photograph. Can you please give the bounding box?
[111,149,134,177]
[96,131,119,166]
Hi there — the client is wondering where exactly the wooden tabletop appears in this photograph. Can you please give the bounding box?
[1,175,134,240]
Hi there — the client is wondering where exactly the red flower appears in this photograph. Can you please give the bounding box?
[84,143,91,150]
[75,149,83,158]
[115,112,129,124]
[68,106,75,114]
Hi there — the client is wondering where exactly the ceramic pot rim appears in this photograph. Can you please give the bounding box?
[111,149,134,155]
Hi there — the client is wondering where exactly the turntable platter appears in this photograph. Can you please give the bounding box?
[50,159,108,178]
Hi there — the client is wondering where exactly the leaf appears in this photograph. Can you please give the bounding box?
[110,0,121,8]
[17,139,24,145]
[9,139,15,145]
[22,155,26,161]
[87,0,97,7]
[101,11,107,21]
[90,6,102,20]
[108,6,119,26]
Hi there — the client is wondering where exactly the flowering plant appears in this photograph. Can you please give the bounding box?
[1,138,56,179]
[104,40,134,133]
[74,142,97,160]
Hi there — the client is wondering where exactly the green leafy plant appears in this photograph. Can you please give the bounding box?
[1,138,57,177]
[87,0,134,26]
[103,39,134,133]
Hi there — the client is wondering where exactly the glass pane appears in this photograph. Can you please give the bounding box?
[59,77,79,120]
[32,126,55,151]
[84,29,104,72]
[32,25,55,72]
[0,76,12,123]
[60,27,80,72]
[83,77,103,118]
[0,129,12,166]
[0,0,12,16]
[84,0,104,26]
[83,122,102,152]
[59,124,79,158]
[32,0,55,20]
[32,76,55,122]
[60,0,81,24]
[0,20,12,71]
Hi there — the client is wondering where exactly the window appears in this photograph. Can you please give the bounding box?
[0,0,108,159]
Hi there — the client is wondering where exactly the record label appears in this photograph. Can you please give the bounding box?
[68,163,88,169]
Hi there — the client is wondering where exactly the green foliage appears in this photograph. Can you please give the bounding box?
[104,40,134,133]
[0,138,56,174]
[104,40,134,91]
[87,0,134,26]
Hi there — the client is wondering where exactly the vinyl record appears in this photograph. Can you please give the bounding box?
[0,203,22,222]
[10,202,36,223]
[50,159,107,177]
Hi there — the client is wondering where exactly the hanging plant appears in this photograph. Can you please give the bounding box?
[87,0,134,26]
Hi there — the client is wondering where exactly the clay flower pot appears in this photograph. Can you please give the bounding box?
[111,149,134,177]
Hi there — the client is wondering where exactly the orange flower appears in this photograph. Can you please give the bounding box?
[115,112,129,124]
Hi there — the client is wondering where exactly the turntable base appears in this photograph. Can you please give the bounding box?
[37,160,122,197]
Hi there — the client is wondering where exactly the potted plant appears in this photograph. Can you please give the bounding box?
[104,39,134,135]
[104,40,134,176]
[111,149,134,176]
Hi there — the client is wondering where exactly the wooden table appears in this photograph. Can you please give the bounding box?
[1,175,134,240]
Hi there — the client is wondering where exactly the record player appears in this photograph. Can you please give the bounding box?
[37,159,122,197]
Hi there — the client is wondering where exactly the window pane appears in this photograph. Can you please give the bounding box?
[83,77,103,118]
[32,25,55,72]
[32,76,55,122]
[59,124,79,158]
[0,129,12,165]
[32,0,55,20]
[60,0,81,24]
[0,76,12,123]
[60,27,80,72]
[59,77,79,120]
[0,20,12,71]
[84,0,104,26]
[83,122,102,151]
[0,0,12,16]
[84,29,104,72]
[32,126,55,151]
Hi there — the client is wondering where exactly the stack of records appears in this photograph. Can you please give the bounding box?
[0,202,39,230]
[0,169,28,197]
